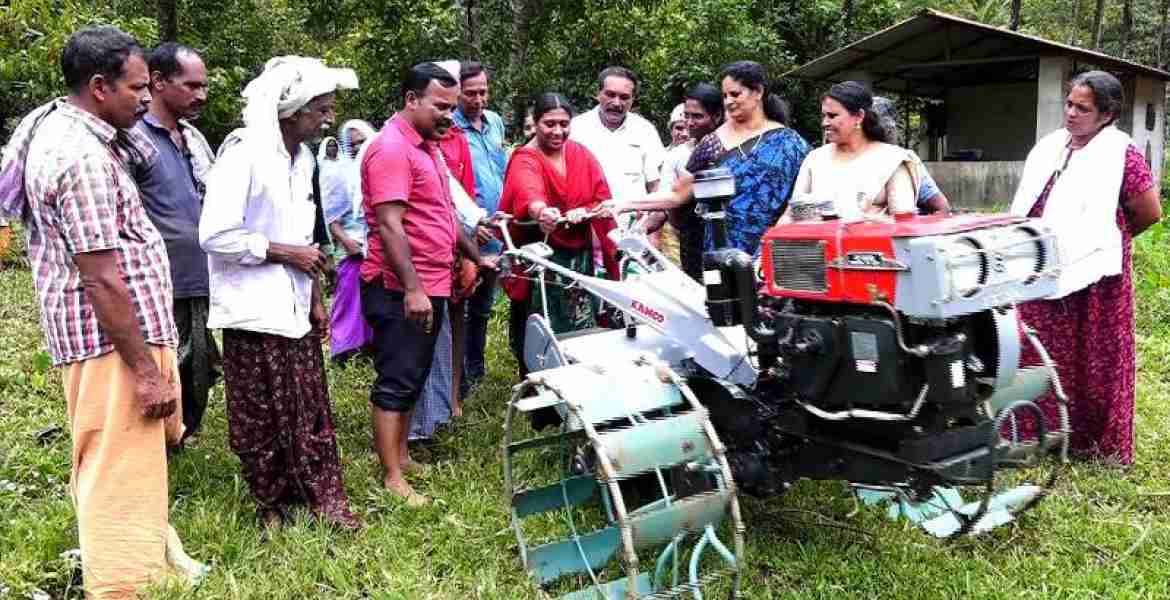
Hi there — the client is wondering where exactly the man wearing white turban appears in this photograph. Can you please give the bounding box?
[667,102,688,148]
[199,56,360,530]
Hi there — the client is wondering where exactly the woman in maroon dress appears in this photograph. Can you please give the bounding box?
[1012,71,1161,465]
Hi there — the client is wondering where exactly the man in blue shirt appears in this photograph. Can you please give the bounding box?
[453,61,508,393]
[133,43,219,444]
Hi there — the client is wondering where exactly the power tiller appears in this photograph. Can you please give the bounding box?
[495,170,1068,599]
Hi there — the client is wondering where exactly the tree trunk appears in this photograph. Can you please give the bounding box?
[1068,0,1081,44]
[158,0,177,42]
[453,0,483,57]
[1092,0,1106,50]
[1120,0,1133,57]
[506,0,538,129]
[838,0,855,44]
[1159,0,1170,68]
[1010,0,1022,30]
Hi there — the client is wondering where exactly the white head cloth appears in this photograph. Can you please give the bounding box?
[670,103,685,124]
[337,120,376,159]
[238,56,358,152]
[433,60,461,82]
[316,136,339,163]
[334,119,377,222]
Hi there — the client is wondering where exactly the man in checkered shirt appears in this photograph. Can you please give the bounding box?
[19,26,203,597]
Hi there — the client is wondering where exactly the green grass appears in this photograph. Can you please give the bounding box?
[2,221,1170,600]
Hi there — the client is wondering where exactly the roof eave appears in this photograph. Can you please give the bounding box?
[783,9,1170,87]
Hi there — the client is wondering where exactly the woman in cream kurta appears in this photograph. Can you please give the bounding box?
[783,81,918,222]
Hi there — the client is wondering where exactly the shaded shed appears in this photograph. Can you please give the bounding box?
[785,9,1169,207]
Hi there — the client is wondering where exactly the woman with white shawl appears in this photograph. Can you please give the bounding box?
[1010,71,1160,466]
[322,120,376,361]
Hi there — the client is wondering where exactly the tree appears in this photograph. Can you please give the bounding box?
[1160,0,1170,67]
[1121,0,1134,57]
[1068,0,1082,44]
[4,0,1168,148]
[955,0,1010,26]
[0,0,157,139]
[1093,0,1107,49]
[504,0,539,128]
[453,0,483,57]
[157,0,177,42]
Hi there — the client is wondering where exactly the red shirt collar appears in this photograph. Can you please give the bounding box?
[389,113,425,148]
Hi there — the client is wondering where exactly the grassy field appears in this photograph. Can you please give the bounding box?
[2,221,1169,600]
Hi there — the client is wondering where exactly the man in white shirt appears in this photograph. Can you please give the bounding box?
[199,56,360,531]
[570,66,667,201]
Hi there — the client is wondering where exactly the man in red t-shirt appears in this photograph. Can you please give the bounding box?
[359,62,494,506]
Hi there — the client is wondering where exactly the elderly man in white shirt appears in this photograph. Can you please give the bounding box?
[570,66,667,201]
[199,56,360,531]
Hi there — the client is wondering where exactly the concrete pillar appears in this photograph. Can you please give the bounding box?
[1035,56,1072,141]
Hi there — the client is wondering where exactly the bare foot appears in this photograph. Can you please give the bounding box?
[384,477,430,507]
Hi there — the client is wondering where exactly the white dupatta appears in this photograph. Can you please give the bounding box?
[1011,126,1129,298]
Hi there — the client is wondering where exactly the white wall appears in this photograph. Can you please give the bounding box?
[1035,56,1072,141]
[1129,76,1166,194]
[945,83,1037,161]
[924,161,1026,209]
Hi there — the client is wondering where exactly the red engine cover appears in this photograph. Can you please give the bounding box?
[759,213,1027,305]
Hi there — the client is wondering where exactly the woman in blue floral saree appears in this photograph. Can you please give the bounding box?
[605,61,809,279]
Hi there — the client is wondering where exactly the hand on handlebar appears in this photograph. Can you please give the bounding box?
[537,206,562,234]
[564,208,589,224]
[598,199,626,220]
[475,225,494,245]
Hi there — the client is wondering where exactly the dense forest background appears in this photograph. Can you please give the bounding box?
[2,0,1167,146]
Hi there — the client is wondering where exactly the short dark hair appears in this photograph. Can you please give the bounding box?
[459,60,488,84]
[1069,70,1125,124]
[597,66,638,95]
[721,60,790,125]
[401,62,458,99]
[61,26,144,94]
[824,80,885,142]
[148,42,199,80]
[532,92,575,121]
[684,82,723,121]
